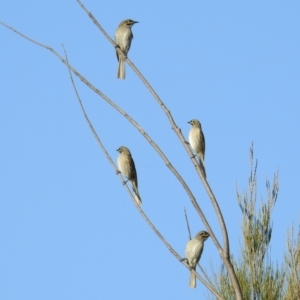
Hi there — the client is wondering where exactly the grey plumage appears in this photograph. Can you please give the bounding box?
[188,119,206,178]
[185,231,210,288]
[117,146,141,206]
[115,19,138,79]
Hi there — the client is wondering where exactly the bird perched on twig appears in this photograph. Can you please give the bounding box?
[188,119,206,178]
[185,231,210,288]
[115,19,138,79]
[116,146,141,206]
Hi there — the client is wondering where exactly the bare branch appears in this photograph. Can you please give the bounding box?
[75,0,229,255]
[184,208,192,241]
[199,265,216,293]
[62,43,221,298]
[0,20,221,249]
[76,0,115,46]
[0,15,240,298]
[73,2,241,297]
[76,0,228,249]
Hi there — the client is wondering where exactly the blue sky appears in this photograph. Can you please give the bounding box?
[1,1,300,299]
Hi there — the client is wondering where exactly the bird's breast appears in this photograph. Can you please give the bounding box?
[117,155,132,179]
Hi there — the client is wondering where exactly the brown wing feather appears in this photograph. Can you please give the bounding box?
[201,130,205,160]
[128,155,138,188]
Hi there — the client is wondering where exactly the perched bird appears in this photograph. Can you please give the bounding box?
[188,119,206,178]
[185,231,210,288]
[116,146,141,206]
[115,19,138,79]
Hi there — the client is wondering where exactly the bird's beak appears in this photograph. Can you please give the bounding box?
[134,21,139,24]
[116,149,119,152]
[187,121,191,124]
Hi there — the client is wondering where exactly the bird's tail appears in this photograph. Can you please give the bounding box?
[197,154,206,178]
[117,59,126,79]
[132,182,142,206]
[189,270,196,288]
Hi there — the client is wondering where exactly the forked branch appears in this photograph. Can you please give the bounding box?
[75,0,229,256]
[75,1,242,298]
[63,45,223,299]
[0,10,240,297]
[0,20,219,248]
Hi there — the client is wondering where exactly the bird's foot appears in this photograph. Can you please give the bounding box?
[122,179,129,186]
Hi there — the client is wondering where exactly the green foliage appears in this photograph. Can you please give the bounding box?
[283,224,300,300]
[210,147,299,300]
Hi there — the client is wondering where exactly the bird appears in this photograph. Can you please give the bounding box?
[115,19,138,79]
[116,146,141,206]
[185,231,210,288]
[188,119,206,178]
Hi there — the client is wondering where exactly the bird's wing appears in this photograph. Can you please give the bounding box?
[201,130,205,159]
[129,155,138,188]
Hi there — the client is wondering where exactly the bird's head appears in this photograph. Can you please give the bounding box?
[119,19,139,28]
[117,146,131,155]
[188,119,201,128]
[195,231,210,242]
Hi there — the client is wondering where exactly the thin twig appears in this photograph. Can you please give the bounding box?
[199,265,217,292]
[184,208,192,241]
